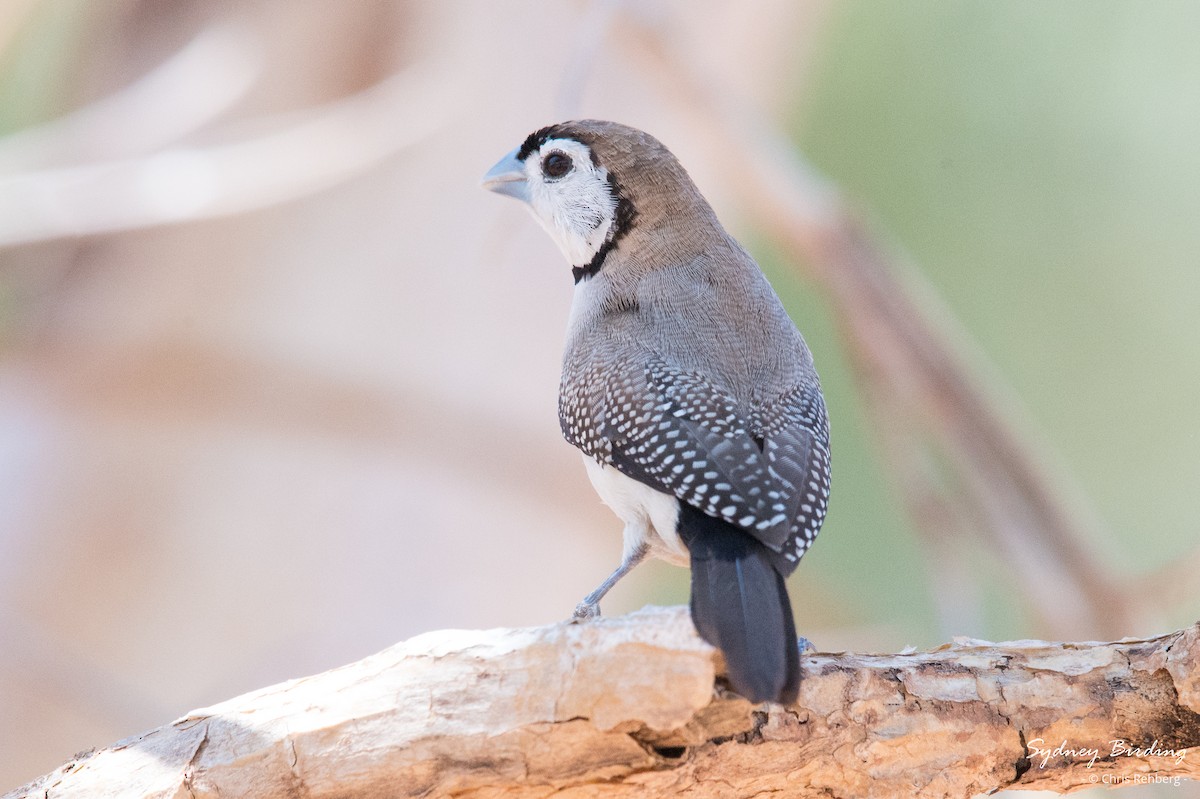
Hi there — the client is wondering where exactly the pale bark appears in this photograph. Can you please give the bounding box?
[7,607,1199,799]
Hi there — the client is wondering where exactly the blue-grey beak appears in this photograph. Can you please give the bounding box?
[481,147,530,203]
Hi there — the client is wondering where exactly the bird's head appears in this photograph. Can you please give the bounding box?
[482,120,713,282]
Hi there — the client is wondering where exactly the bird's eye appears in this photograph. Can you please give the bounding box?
[542,151,573,179]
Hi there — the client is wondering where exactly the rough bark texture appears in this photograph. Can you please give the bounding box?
[7,607,1199,798]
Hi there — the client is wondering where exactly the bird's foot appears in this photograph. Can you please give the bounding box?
[572,601,601,621]
[797,636,817,654]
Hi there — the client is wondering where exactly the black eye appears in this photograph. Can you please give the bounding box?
[542,151,573,179]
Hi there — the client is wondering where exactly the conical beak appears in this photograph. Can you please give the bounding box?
[481,147,530,203]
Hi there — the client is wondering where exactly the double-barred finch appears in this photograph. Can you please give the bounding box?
[483,120,830,704]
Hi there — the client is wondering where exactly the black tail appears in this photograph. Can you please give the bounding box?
[678,504,800,704]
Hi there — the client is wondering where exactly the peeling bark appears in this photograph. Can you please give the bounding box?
[7,607,1199,798]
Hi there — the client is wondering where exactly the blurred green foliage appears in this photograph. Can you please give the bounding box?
[759,239,943,647]
[760,0,1200,643]
[0,1,88,135]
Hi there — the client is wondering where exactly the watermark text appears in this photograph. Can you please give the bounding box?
[1027,737,1188,769]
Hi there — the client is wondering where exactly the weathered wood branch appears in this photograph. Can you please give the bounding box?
[7,607,1198,798]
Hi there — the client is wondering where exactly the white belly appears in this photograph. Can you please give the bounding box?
[583,456,688,566]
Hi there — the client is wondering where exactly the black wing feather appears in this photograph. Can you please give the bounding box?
[563,352,828,573]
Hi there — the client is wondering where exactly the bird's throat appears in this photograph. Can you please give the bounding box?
[572,238,616,284]
[570,195,636,284]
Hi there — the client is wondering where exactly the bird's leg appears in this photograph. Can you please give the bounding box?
[572,542,649,620]
[797,636,817,654]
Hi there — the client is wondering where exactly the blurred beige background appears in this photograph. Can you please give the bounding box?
[1,1,1196,795]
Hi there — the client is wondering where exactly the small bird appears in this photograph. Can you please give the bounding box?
[482,120,830,704]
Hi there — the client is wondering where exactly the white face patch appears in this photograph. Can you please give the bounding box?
[521,138,617,268]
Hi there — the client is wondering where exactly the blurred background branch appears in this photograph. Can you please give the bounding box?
[0,24,455,247]
[0,23,260,173]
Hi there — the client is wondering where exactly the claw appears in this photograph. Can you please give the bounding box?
[797,636,817,654]
[573,602,601,621]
